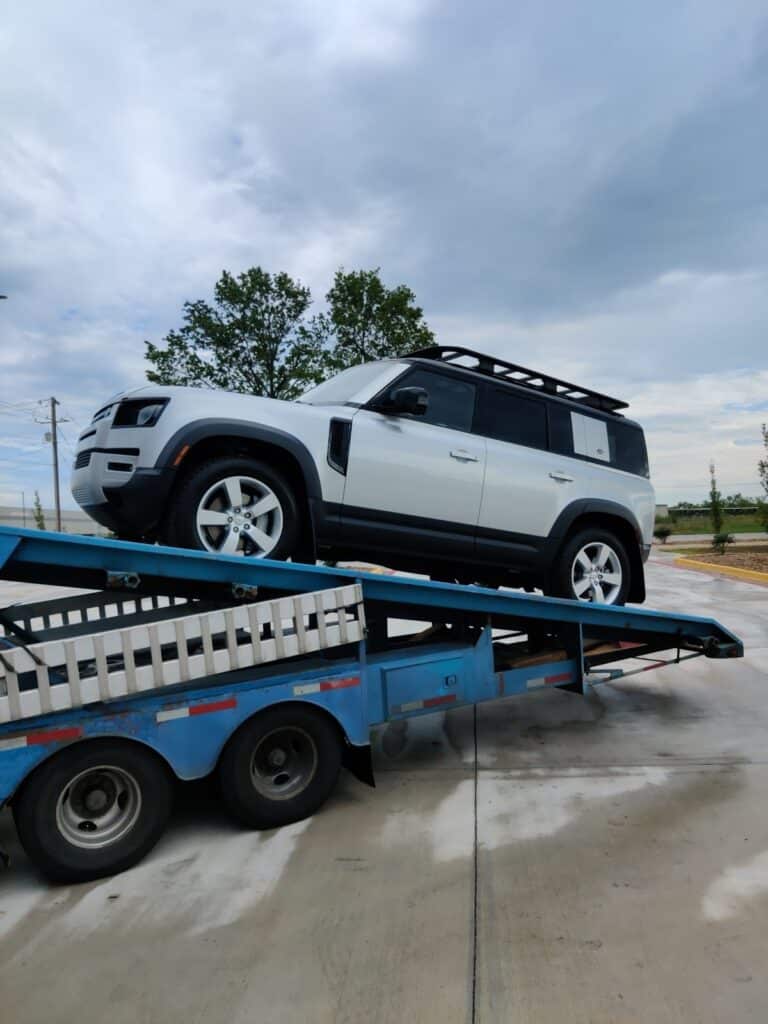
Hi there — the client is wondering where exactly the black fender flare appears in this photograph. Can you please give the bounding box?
[546,499,646,602]
[156,419,324,554]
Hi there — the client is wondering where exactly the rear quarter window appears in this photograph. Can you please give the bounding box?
[549,404,649,477]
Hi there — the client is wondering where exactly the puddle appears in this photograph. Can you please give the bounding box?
[381,767,669,861]
[702,848,768,921]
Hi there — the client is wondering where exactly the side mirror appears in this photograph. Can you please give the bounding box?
[388,386,429,416]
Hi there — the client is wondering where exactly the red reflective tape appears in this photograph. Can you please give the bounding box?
[423,694,457,709]
[319,676,360,692]
[189,697,237,717]
[27,726,82,746]
[545,672,572,685]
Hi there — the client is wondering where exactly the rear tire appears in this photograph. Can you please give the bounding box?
[550,528,630,606]
[13,740,173,884]
[164,456,300,560]
[219,705,342,829]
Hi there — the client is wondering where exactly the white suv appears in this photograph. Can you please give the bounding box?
[71,347,655,604]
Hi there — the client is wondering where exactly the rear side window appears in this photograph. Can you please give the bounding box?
[380,368,477,432]
[548,404,574,456]
[475,387,548,449]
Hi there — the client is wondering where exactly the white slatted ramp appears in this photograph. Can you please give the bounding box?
[0,585,364,725]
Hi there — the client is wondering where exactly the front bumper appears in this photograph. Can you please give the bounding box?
[641,543,652,563]
[81,468,177,539]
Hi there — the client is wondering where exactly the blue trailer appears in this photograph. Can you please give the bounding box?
[0,526,743,883]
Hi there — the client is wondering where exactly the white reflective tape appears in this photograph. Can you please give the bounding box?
[156,707,189,723]
[397,700,424,713]
[293,683,321,696]
[526,677,547,690]
[0,736,28,751]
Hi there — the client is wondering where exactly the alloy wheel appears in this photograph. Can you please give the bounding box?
[570,541,623,604]
[195,475,284,557]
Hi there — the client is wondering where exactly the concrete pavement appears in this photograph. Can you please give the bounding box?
[1,558,767,1023]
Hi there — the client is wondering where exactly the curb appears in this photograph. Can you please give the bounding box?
[675,556,768,586]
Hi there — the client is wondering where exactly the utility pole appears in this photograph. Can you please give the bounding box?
[37,398,68,531]
[50,397,62,532]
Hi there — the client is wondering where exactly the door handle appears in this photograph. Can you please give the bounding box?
[450,449,479,462]
[549,471,574,483]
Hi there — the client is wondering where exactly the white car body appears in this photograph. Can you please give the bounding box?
[72,351,655,602]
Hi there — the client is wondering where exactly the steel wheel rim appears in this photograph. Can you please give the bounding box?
[249,726,318,801]
[56,765,142,849]
[570,542,623,605]
[195,475,284,558]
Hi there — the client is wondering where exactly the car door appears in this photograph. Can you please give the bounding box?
[340,367,486,560]
[474,387,589,566]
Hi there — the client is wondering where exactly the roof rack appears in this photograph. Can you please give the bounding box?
[407,346,628,413]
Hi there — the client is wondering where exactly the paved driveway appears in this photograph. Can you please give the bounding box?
[1,558,766,1023]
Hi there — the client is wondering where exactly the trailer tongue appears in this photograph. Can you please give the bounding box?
[0,527,742,882]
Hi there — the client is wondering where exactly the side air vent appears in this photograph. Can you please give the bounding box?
[327,419,352,475]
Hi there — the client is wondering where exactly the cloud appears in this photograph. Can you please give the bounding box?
[1,0,767,507]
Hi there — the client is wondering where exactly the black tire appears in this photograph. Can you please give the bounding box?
[164,456,300,560]
[550,527,631,606]
[13,740,173,884]
[219,705,342,829]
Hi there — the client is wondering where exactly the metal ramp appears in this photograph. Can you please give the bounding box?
[1,583,364,725]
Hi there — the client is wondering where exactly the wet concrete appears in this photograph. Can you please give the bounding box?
[1,556,766,1022]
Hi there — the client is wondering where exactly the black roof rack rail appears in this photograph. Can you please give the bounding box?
[407,345,628,413]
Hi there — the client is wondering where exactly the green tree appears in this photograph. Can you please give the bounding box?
[324,268,434,369]
[145,268,328,400]
[759,423,768,531]
[709,461,723,538]
[32,490,46,531]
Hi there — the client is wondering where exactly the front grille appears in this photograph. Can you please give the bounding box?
[74,450,93,469]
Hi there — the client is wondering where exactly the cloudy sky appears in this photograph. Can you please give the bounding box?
[2,0,767,510]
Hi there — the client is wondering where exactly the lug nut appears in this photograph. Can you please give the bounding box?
[245,512,251,519]
[244,524,250,530]
[227,516,233,523]
[233,526,239,533]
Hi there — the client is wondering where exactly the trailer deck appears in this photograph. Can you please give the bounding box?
[0,526,743,882]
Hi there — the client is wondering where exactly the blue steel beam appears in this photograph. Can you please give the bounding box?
[0,527,743,654]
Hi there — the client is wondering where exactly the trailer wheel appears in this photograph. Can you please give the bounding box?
[219,705,342,829]
[13,741,173,884]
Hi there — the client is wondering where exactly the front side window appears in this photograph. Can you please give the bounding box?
[379,368,477,432]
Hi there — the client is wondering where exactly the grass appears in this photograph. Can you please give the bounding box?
[667,543,768,555]
[656,513,766,535]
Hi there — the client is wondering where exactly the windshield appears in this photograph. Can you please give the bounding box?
[299,360,401,405]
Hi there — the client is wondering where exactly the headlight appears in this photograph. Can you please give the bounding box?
[91,403,114,424]
[112,398,169,428]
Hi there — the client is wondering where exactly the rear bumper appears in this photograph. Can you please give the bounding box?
[82,468,177,539]
[641,543,651,563]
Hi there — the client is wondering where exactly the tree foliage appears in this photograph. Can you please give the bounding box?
[32,490,46,531]
[759,424,768,532]
[759,424,768,499]
[709,461,724,538]
[145,266,435,400]
[323,268,434,368]
[145,268,328,401]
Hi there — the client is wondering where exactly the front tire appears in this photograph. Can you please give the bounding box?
[551,528,630,606]
[164,456,299,559]
[219,705,342,830]
[13,740,173,884]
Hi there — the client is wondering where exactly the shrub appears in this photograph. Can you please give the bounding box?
[653,526,672,544]
[712,532,735,555]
